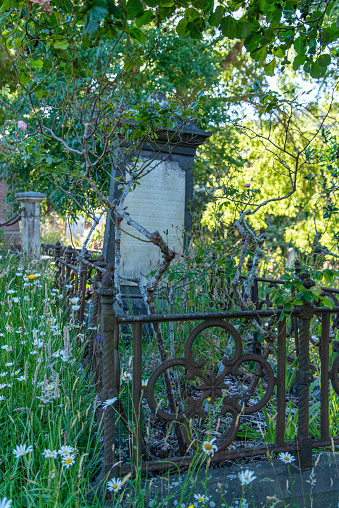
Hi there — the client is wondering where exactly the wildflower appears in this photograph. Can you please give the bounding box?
[28,274,35,280]
[0,498,12,508]
[238,469,256,485]
[11,370,20,377]
[43,449,58,459]
[0,396,5,401]
[12,297,19,303]
[244,183,251,188]
[17,376,25,382]
[49,470,56,479]
[278,452,295,463]
[0,333,4,337]
[58,445,75,457]
[202,438,218,457]
[61,454,75,468]
[71,305,80,311]
[0,384,7,389]
[121,371,132,381]
[194,494,210,503]
[141,379,148,389]
[70,297,80,304]
[13,444,33,458]
[107,477,123,492]
[1,345,12,352]
[6,290,15,294]
[102,397,117,409]
[5,363,13,367]
[18,120,27,130]
[0,372,6,377]
[65,284,73,289]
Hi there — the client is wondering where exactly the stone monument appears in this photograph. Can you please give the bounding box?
[16,191,46,259]
[102,95,211,310]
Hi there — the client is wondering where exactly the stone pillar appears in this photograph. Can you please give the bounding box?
[15,191,46,260]
[102,106,211,312]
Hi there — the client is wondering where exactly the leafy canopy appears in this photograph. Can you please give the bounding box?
[1,0,338,78]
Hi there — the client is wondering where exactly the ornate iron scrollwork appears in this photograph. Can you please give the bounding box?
[145,319,275,452]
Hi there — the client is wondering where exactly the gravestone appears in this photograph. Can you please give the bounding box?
[102,96,211,311]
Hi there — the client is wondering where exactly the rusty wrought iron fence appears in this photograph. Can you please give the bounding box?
[95,272,339,480]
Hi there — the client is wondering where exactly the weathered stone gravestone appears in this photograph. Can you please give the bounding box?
[102,97,211,310]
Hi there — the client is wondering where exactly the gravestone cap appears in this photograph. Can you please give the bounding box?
[16,191,46,202]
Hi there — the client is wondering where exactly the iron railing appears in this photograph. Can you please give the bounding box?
[96,272,339,479]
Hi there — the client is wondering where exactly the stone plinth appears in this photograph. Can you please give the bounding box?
[16,191,46,259]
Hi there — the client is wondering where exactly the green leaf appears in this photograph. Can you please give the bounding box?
[293,54,306,71]
[273,47,284,58]
[89,0,108,22]
[208,12,219,26]
[251,45,268,61]
[19,72,30,84]
[144,0,158,5]
[192,0,212,9]
[176,18,189,37]
[237,19,251,39]
[53,39,69,50]
[264,58,276,76]
[318,53,331,68]
[32,59,43,68]
[126,0,144,17]
[130,26,146,44]
[220,16,238,39]
[135,9,153,27]
[244,33,261,52]
[321,297,334,309]
[294,36,305,55]
[303,290,314,302]
[107,1,124,18]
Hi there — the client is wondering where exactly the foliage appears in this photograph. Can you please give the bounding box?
[1,0,338,80]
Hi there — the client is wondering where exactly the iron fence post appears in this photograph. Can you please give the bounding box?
[97,270,117,480]
[54,241,62,291]
[296,278,315,469]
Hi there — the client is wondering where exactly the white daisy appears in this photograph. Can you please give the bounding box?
[61,454,75,468]
[202,437,218,457]
[0,372,6,377]
[278,452,295,463]
[58,445,75,457]
[43,449,58,459]
[70,297,80,304]
[238,469,256,485]
[121,371,132,381]
[107,477,123,492]
[6,290,15,294]
[102,397,117,409]
[1,345,12,352]
[71,305,80,311]
[194,494,210,503]
[141,379,148,389]
[5,363,13,367]
[0,395,5,401]
[17,376,25,381]
[0,497,12,508]
[13,444,33,458]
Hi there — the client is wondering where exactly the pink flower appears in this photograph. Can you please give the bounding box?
[244,183,251,188]
[17,121,27,131]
